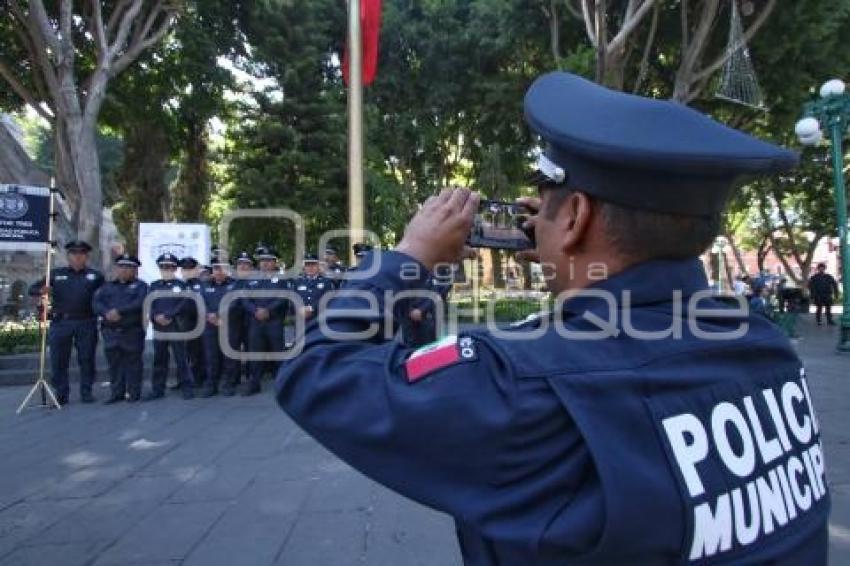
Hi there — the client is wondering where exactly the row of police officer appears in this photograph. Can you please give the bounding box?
[30,242,354,404]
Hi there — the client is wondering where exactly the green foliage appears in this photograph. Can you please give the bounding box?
[225,0,347,258]
[99,0,244,240]
[0,322,40,355]
[454,297,550,323]
[4,0,850,265]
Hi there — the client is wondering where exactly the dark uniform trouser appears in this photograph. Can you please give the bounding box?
[202,323,240,392]
[181,313,206,387]
[48,318,98,399]
[237,316,250,384]
[103,327,145,399]
[186,335,206,387]
[248,319,284,387]
[814,299,834,324]
[152,322,193,394]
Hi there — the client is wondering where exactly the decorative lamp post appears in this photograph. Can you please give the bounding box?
[795,78,850,351]
[712,236,729,293]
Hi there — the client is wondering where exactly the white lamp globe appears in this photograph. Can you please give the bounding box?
[795,117,820,139]
[819,79,846,98]
[799,129,824,147]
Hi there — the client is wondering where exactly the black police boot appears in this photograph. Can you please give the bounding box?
[104,394,124,405]
[221,385,236,397]
[241,382,261,396]
[144,391,165,402]
[182,386,194,400]
[127,393,141,403]
[200,385,218,398]
[56,395,69,406]
[80,391,96,404]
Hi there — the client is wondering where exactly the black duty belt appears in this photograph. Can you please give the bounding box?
[51,313,96,321]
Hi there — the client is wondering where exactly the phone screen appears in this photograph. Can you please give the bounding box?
[466,200,534,251]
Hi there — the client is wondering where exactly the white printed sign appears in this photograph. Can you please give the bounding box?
[137,223,210,283]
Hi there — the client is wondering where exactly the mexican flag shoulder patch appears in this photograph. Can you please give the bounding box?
[404,334,477,383]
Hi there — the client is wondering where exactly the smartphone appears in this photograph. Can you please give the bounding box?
[466,200,535,251]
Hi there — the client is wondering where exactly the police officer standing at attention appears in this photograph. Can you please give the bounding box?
[28,240,104,405]
[179,256,206,388]
[323,247,347,289]
[241,245,289,396]
[275,73,828,564]
[292,254,332,322]
[232,250,255,386]
[94,254,148,404]
[200,253,240,397]
[147,253,194,400]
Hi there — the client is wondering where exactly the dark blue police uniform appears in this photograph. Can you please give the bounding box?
[232,251,255,386]
[28,240,104,404]
[242,246,289,395]
[275,73,828,564]
[93,255,148,403]
[292,256,333,318]
[352,242,372,268]
[324,247,348,289]
[400,266,455,347]
[200,260,241,396]
[180,257,206,388]
[148,253,194,400]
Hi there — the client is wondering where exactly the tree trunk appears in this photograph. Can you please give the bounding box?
[55,114,104,266]
[491,248,506,289]
[603,49,628,90]
[725,231,748,275]
[114,122,171,250]
[756,237,771,274]
[172,119,211,222]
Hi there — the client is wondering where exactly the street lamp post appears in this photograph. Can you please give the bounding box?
[712,236,729,293]
[795,78,850,352]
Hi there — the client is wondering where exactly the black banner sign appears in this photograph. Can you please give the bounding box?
[0,184,50,250]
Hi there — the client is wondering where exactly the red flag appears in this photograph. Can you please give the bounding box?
[343,0,382,86]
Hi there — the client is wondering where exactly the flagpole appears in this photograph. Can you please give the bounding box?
[348,0,365,265]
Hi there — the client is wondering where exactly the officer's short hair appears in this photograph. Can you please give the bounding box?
[543,188,720,261]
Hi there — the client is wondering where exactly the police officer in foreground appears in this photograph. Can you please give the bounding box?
[200,253,240,397]
[28,240,104,405]
[292,254,333,322]
[94,254,148,403]
[147,253,194,400]
[179,257,206,388]
[241,245,289,396]
[275,73,828,564]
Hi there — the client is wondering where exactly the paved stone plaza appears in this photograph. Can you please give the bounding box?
[0,317,848,565]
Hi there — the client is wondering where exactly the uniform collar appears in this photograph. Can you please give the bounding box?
[560,258,708,316]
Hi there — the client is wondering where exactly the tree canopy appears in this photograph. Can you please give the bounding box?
[1,0,848,276]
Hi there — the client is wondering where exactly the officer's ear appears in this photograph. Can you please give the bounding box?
[555,191,594,254]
